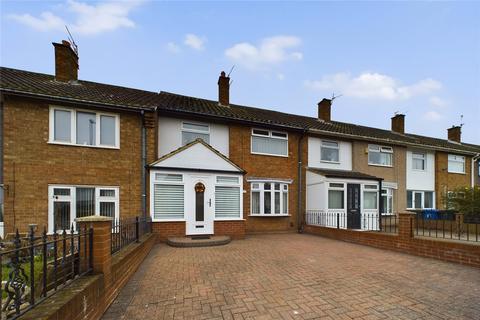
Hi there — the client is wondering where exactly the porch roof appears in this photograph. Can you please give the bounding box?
[307,168,382,181]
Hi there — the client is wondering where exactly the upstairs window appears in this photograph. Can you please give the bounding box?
[251,129,288,157]
[368,145,393,167]
[448,154,465,174]
[251,182,288,215]
[412,152,426,171]
[182,122,210,145]
[50,107,119,148]
[320,140,339,162]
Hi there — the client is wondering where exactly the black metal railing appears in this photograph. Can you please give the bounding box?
[305,210,398,234]
[415,212,479,243]
[0,225,93,319]
[111,216,152,254]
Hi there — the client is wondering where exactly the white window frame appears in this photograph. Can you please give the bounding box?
[250,181,289,216]
[327,182,345,210]
[406,190,435,210]
[49,106,120,149]
[412,152,426,171]
[368,144,393,167]
[251,129,289,157]
[447,154,465,174]
[48,185,119,234]
[381,188,394,215]
[214,175,243,220]
[151,172,185,222]
[181,121,210,145]
[362,184,379,211]
[320,140,340,163]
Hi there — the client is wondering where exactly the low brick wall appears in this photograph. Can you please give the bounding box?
[214,220,246,239]
[19,232,156,320]
[153,221,186,242]
[304,213,480,269]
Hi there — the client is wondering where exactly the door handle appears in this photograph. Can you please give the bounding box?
[208,199,212,207]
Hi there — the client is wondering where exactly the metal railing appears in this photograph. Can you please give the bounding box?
[305,210,398,234]
[0,225,93,319]
[414,212,479,243]
[111,216,152,254]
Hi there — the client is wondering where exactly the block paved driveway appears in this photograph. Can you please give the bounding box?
[102,234,480,320]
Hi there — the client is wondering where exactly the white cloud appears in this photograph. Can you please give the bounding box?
[184,34,206,51]
[429,96,448,108]
[305,72,442,101]
[424,110,443,121]
[225,35,302,70]
[277,73,285,80]
[8,0,143,36]
[166,42,181,54]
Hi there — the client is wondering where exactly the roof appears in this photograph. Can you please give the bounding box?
[1,66,479,155]
[149,138,246,173]
[307,168,382,181]
[0,67,158,111]
[156,91,480,155]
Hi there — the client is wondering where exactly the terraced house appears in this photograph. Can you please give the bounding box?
[0,39,479,239]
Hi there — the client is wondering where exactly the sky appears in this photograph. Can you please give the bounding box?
[1,1,479,144]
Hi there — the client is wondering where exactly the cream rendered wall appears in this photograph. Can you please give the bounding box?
[158,116,229,157]
[406,149,435,191]
[308,137,352,170]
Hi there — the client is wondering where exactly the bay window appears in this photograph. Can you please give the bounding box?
[215,176,241,219]
[448,154,465,174]
[251,182,288,215]
[182,122,210,145]
[49,106,119,148]
[368,145,393,166]
[321,140,339,162]
[49,185,119,233]
[251,129,288,157]
[153,174,184,220]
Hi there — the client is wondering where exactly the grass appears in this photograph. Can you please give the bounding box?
[1,255,45,299]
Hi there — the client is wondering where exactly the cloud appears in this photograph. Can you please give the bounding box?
[429,96,448,108]
[8,0,143,36]
[277,73,285,80]
[424,110,443,121]
[225,35,302,70]
[184,34,206,51]
[166,42,181,54]
[305,72,442,101]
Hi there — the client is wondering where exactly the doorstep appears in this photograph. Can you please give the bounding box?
[167,235,231,247]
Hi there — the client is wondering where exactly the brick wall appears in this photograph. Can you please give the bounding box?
[2,95,156,233]
[352,141,407,213]
[214,220,245,239]
[152,221,185,242]
[304,213,480,268]
[435,152,472,208]
[228,124,307,234]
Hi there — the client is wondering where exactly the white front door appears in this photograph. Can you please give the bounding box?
[186,175,214,235]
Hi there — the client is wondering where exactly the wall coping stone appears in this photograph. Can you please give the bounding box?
[76,216,113,222]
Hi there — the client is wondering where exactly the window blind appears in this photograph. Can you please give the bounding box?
[154,184,184,219]
[215,186,240,218]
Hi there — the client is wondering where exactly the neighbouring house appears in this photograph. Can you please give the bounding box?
[1,39,479,239]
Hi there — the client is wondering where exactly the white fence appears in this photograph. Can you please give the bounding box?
[305,210,380,231]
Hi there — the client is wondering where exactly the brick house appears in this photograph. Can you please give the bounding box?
[1,39,479,239]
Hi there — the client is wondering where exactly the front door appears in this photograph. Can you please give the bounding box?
[347,184,361,229]
[186,175,214,235]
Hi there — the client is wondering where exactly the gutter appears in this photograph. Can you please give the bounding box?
[141,111,147,219]
[472,153,480,187]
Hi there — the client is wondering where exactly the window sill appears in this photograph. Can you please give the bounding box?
[214,218,245,221]
[368,163,393,168]
[251,151,288,158]
[48,141,120,150]
[151,218,186,222]
[447,171,466,175]
[248,214,291,217]
[320,160,340,164]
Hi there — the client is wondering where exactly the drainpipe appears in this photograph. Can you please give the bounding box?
[297,129,307,233]
[378,179,383,230]
[0,93,4,227]
[472,154,480,188]
[141,110,147,219]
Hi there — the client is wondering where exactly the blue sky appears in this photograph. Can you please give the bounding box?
[1,1,479,143]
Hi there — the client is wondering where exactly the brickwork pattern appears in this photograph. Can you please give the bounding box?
[153,222,186,242]
[102,234,480,320]
[214,220,246,239]
[435,152,472,209]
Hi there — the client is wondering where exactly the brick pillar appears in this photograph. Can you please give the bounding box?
[76,216,113,285]
[398,212,414,240]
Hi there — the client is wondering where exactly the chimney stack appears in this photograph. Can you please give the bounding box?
[447,126,461,143]
[53,40,78,82]
[391,114,405,134]
[318,98,332,122]
[218,71,230,106]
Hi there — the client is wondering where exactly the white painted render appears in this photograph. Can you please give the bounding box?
[308,137,352,170]
[406,149,435,191]
[152,142,241,172]
[158,116,229,157]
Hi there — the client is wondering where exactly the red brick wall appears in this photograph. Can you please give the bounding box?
[152,221,185,242]
[228,125,307,234]
[214,220,245,239]
[304,213,480,268]
[435,152,472,208]
[2,95,156,233]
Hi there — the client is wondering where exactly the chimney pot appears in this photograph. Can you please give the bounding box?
[447,125,461,143]
[53,40,78,82]
[318,98,332,122]
[218,71,230,106]
[391,114,405,134]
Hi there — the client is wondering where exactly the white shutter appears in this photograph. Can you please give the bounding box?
[154,184,184,219]
[215,186,240,218]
